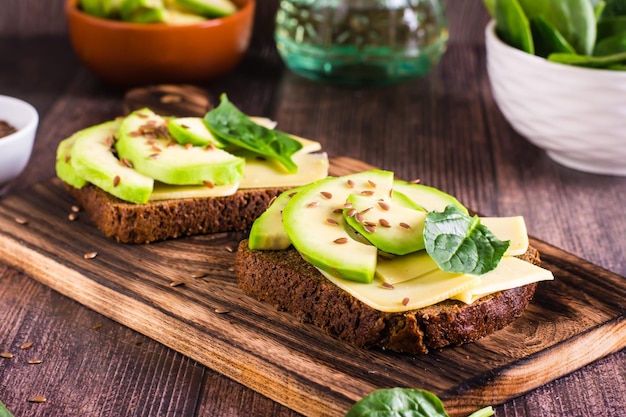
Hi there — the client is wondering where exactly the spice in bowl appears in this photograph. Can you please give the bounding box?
[0,120,17,139]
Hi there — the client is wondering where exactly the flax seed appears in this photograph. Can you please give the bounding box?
[320,191,333,199]
[346,179,355,188]
[368,180,377,188]
[20,342,33,350]
[28,396,46,403]
[120,158,133,168]
[14,217,28,225]
[27,359,42,365]
[0,352,13,359]
[364,224,376,233]
[83,251,98,259]
[399,222,411,230]
[355,213,364,223]
[307,201,320,208]
[71,205,81,213]
[346,208,357,217]
[68,212,78,221]
[361,190,374,196]
[402,297,410,306]
[326,218,339,225]
[149,153,160,159]
[191,271,207,279]
[333,237,349,244]
[408,178,421,184]
[333,208,343,214]
[381,282,395,290]
[379,218,391,227]
[343,203,353,208]
[169,281,185,287]
[113,176,121,187]
[214,308,230,314]
[185,143,193,150]
[204,180,215,188]
[378,201,390,211]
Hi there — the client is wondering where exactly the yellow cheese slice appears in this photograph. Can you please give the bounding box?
[318,268,481,313]
[239,152,329,189]
[375,250,439,285]
[149,181,239,201]
[480,216,529,256]
[451,256,554,304]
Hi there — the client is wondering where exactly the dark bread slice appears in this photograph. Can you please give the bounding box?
[235,240,541,354]
[66,183,288,244]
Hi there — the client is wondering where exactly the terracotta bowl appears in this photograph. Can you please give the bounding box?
[65,0,255,87]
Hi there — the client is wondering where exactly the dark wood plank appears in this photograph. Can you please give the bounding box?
[0,158,623,417]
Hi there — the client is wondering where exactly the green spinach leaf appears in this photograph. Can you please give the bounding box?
[531,16,576,57]
[600,0,626,19]
[204,94,303,173]
[0,401,14,417]
[345,388,449,417]
[344,388,495,417]
[517,0,596,55]
[494,0,534,54]
[423,205,510,275]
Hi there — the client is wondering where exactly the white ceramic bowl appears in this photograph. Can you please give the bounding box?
[485,20,626,176]
[0,95,39,193]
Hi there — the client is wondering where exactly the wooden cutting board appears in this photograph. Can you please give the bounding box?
[0,156,624,417]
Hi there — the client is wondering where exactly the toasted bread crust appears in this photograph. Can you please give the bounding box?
[235,241,541,354]
[67,183,288,244]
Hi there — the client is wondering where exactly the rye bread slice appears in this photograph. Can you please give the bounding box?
[66,183,288,244]
[235,240,541,354]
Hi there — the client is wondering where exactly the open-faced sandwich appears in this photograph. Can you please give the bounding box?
[235,170,554,354]
[55,94,328,243]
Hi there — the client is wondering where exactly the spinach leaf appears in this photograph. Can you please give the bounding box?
[549,50,626,68]
[494,0,534,54]
[517,0,596,55]
[0,401,14,417]
[597,16,626,40]
[344,388,449,417]
[595,31,626,55]
[423,205,510,275]
[531,16,576,57]
[601,0,626,19]
[204,94,303,173]
[344,388,495,417]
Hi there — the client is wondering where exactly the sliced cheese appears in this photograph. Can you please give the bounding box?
[375,250,439,285]
[149,181,239,201]
[239,152,329,189]
[481,216,529,256]
[451,256,554,304]
[319,267,481,313]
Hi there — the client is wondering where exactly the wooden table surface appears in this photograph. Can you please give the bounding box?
[1,1,624,416]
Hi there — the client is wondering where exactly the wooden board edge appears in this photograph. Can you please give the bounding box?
[442,317,626,416]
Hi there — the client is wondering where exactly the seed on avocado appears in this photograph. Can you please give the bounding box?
[333,237,349,244]
[326,218,339,225]
[379,218,391,228]
[399,222,411,230]
[378,201,390,211]
[368,180,377,188]
[361,190,374,196]
[204,180,215,189]
[320,191,332,199]
[346,179,355,188]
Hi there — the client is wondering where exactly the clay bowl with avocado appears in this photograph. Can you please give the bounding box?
[66,0,255,87]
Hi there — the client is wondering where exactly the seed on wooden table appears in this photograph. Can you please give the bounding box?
[160,93,183,104]
[399,222,411,230]
[28,358,43,365]
[402,297,410,306]
[92,323,102,330]
[0,352,13,359]
[214,308,230,314]
[191,271,207,279]
[225,245,234,253]
[169,281,185,287]
[68,212,78,221]
[83,251,98,259]
[379,218,391,228]
[333,237,348,244]
[20,342,33,350]
[14,217,28,225]
[326,218,339,225]
[378,201,390,211]
[71,205,81,213]
[408,178,421,184]
[28,396,46,403]
[320,191,333,199]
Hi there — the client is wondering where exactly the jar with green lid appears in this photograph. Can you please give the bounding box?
[274,0,448,86]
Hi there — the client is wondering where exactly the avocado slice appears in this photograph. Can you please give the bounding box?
[167,117,225,148]
[120,0,167,23]
[69,120,154,204]
[282,170,395,283]
[174,0,236,17]
[56,133,88,189]
[248,187,306,250]
[116,108,244,186]
[392,180,468,214]
[344,193,427,256]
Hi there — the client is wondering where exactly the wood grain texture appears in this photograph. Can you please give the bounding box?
[0,158,623,417]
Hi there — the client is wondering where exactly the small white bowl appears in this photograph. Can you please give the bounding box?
[0,95,39,194]
[485,20,626,176]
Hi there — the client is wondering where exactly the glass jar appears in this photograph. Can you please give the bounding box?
[274,0,448,86]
